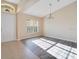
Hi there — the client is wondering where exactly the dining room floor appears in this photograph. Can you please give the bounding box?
[1,36,77,59]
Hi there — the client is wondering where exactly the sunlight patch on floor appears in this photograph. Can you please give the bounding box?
[56,43,77,54]
[47,43,77,59]
[56,43,71,51]
[68,53,77,59]
[32,39,52,50]
[40,38,56,44]
[47,46,68,59]
[71,48,77,54]
[32,38,77,59]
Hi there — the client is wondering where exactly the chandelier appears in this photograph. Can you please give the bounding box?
[48,0,60,19]
[48,3,52,19]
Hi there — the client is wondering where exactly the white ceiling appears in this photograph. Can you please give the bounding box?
[4,0,76,17]
[5,0,20,4]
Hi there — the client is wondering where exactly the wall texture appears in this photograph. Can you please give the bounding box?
[17,12,43,40]
[44,2,77,43]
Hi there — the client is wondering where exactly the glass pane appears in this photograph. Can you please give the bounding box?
[26,19,39,32]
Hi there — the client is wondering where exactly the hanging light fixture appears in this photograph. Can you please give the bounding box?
[48,2,53,19]
[48,0,60,19]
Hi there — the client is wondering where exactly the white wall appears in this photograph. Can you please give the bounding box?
[1,13,16,42]
[17,12,43,40]
[44,2,77,43]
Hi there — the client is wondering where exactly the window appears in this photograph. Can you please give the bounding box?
[26,19,39,32]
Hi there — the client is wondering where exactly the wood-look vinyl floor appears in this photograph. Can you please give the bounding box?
[1,37,77,59]
[1,41,40,59]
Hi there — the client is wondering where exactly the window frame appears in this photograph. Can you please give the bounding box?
[25,19,39,33]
